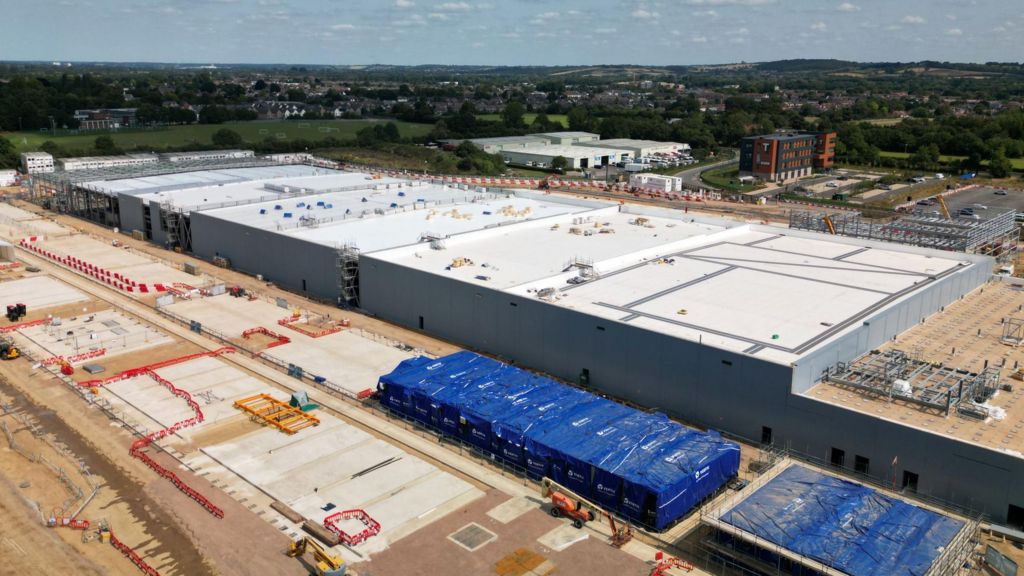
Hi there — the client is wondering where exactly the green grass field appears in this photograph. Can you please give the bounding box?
[475,113,570,128]
[701,165,764,193]
[2,119,434,153]
[878,150,1024,169]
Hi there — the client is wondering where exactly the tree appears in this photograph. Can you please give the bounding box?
[567,106,593,132]
[212,128,243,147]
[989,146,1014,178]
[0,136,18,169]
[39,140,64,157]
[910,143,940,170]
[501,101,526,129]
[253,79,267,91]
[94,135,117,154]
[550,156,569,172]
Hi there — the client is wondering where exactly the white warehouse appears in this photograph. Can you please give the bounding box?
[501,144,633,170]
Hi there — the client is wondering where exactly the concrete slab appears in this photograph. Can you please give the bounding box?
[166,293,413,396]
[0,275,88,310]
[17,309,172,361]
[487,496,538,524]
[35,235,208,289]
[537,524,589,552]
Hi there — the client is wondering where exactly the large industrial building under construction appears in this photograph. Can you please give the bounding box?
[27,157,1024,530]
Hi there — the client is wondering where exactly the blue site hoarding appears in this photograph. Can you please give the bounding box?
[378,351,740,530]
[719,465,965,576]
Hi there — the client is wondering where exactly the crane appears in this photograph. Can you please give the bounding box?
[287,536,347,576]
[822,215,836,235]
[936,194,952,220]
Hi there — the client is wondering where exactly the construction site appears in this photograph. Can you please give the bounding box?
[2,158,1024,576]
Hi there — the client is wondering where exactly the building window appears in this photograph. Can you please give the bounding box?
[854,455,870,475]
[830,447,845,468]
[418,316,424,330]
[902,470,919,493]
[721,359,732,366]
[761,426,773,445]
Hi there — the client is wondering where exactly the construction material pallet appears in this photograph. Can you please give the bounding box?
[234,393,320,434]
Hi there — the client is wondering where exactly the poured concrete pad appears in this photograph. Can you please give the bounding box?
[536,524,588,552]
[166,294,413,396]
[37,235,205,288]
[487,496,537,524]
[0,276,87,310]
[203,412,480,557]
[104,356,266,438]
[17,309,172,361]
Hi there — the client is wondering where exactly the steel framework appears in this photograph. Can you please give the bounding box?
[823,349,1001,417]
[789,209,1019,262]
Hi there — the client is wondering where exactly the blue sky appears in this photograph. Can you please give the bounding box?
[6,0,1023,65]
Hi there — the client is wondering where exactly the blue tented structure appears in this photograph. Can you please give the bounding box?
[378,351,740,530]
[717,465,966,576]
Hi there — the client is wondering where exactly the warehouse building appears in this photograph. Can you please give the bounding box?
[452,136,550,154]
[584,138,690,158]
[190,184,600,304]
[358,206,1024,524]
[535,131,601,145]
[501,144,633,170]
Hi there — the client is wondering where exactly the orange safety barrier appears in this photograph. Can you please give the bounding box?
[241,326,291,349]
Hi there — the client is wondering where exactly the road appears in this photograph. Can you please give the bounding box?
[674,153,738,189]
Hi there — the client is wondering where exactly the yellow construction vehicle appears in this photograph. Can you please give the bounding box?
[0,339,18,360]
[287,536,347,576]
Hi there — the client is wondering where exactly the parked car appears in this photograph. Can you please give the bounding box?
[995,190,1008,196]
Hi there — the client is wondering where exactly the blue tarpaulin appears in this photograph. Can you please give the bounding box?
[378,351,740,530]
[719,465,965,576]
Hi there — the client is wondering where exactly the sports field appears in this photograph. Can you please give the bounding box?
[475,113,569,128]
[3,119,434,152]
[879,150,1024,169]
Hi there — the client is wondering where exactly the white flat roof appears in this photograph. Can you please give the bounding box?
[370,209,976,364]
[202,184,599,251]
[586,139,686,150]
[83,165,348,197]
[506,144,631,159]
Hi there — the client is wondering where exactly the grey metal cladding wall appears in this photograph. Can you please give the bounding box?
[191,212,340,301]
[149,206,169,247]
[791,261,992,394]
[360,255,795,438]
[783,393,1024,522]
[117,194,145,236]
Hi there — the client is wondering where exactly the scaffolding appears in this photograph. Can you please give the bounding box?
[563,256,598,279]
[823,349,1001,418]
[1002,317,1024,347]
[337,243,360,306]
[789,209,1019,262]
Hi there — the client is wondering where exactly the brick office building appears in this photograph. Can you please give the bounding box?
[739,131,836,183]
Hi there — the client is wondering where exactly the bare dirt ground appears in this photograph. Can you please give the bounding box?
[0,351,304,576]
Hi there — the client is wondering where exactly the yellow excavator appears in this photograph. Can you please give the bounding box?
[287,536,347,576]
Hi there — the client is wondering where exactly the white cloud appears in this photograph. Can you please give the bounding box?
[901,15,925,24]
[595,27,617,34]
[499,32,520,38]
[436,1,471,10]
[691,35,708,43]
[885,24,902,31]
[810,21,827,31]
[734,27,749,35]
[993,25,1007,33]
[945,14,956,21]
[428,12,449,20]
[693,9,718,17]
[330,23,355,30]
[396,0,414,6]
[670,29,681,36]
[837,2,859,12]
[632,9,659,19]
[945,27,962,36]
